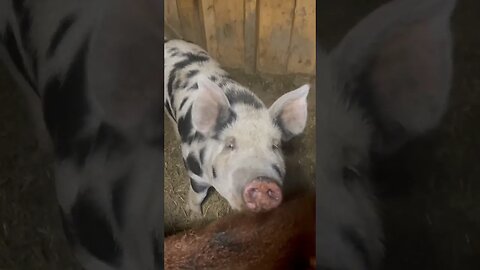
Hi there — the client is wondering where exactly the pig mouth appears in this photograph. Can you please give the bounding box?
[242,177,283,212]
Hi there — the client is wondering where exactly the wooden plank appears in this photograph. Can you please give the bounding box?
[200,0,218,59]
[287,0,316,75]
[256,0,296,74]
[211,0,245,69]
[164,0,182,38]
[244,0,257,73]
[177,0,205,48]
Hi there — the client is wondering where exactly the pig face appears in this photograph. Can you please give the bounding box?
[191,76,309,211]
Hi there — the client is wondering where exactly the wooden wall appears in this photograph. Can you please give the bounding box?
[164,0,316,75]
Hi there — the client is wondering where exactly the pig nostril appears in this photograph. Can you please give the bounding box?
[267,189,279,200]
[247,188,257,198]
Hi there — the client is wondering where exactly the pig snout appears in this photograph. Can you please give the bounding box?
[243,178,282,211]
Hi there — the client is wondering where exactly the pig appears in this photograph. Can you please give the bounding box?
[316,0,456,269]
[164,39,310,214]
[164,192,315,270]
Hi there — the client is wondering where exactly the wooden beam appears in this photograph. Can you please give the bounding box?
[200,0,218,58]
[256,0,296,74]
[244,0,257,73]
[212,0,245,69]
[164,0,182,38]
[287,0,316,75]
[177,0,206,48]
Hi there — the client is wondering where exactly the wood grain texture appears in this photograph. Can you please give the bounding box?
[200,0,218,59]
[177,0,205,48]
[244,0,257,73]
[256,0,296,74]
[164,0,182,38]
[287,0,316,74]
[169,0,315,75]
[211,0,245,68]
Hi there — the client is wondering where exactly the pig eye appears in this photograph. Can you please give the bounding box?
[225,137,236,151]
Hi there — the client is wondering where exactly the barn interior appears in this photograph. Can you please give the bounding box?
[163,0,316,235]
[0,0,479,269]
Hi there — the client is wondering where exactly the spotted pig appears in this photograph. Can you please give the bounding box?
[164,39,310,214]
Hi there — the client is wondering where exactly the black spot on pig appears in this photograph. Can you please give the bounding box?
[177,106,193,142]
[180,80,189,89]
[2,24,36,91]
[186,132,205,145]
[112,174,130,229]
[179,97,188,111]
[175,53,209,70]
[173,77,182,90]
[212,109,237,137]
[272,164,283,179]
[186,153,202,176]
[94,123,129,157]
[43,37,91,163]
[340,227,371,270]
[188,83,198,90]
[190,178,209,193]
[70,190,122,266]
[47,13,76,58]
[167,68,177,98]
[199,148,205,165]
[226,90,263,109]
[187,69,199,79]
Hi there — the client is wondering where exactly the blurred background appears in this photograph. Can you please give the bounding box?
[319,0,480,269]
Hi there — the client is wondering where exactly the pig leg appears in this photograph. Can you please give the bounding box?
[186,178,210,217]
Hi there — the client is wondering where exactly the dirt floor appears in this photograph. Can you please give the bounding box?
[319,0,480,269]
[164,70,316,235]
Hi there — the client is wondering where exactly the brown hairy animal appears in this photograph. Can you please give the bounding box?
[164,193,315,270]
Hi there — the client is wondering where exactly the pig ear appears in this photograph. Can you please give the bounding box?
[331,0,456,152]
[269,84,309,141]
[192,75,231,135]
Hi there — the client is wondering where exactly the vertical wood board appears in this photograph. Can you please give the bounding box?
[200,0,218,59]
[166,0,316,75]
[244,0,257,73]
[256,0,296,74]
[287,0,316,74]
[212,0,245,68]
[177,0,205,48]
[164,0,182,38]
